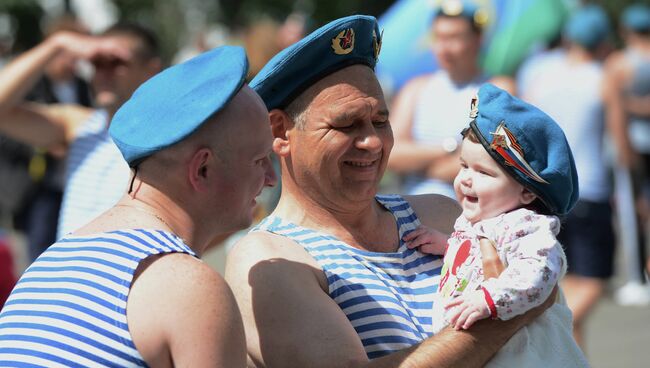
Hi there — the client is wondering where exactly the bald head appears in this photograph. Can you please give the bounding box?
[141,85,269,177]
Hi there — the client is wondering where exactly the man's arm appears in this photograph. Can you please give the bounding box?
[0,31,125,149]
[226,224,541,368]
[603,52,639,168]
[128,253,247,367]
[226,232,369,368]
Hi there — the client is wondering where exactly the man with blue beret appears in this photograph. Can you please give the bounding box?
[388,0,514,201]
[520,4,615,351]
[226,15,553,367]
[603,2,650,306]
[0,46,277,366]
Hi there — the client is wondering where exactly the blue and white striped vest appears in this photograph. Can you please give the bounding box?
[0,229,195,367]
[254,194,443,359]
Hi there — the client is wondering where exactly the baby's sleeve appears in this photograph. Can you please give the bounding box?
[480,212,566,320]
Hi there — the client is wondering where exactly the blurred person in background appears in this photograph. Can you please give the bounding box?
[0,22,162,241]
[603,3,650,305]
[245,12,307,80]
[13,14,94,262]
[387,0,513,199]
[520,4,614,351]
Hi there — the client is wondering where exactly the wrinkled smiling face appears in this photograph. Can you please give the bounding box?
[288,64,394,207]
[453,139,533,224]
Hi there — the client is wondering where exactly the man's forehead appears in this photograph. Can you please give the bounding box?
[303,65,384,103]
[433,16,474,33]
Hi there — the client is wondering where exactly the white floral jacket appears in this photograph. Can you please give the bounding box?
[438,208,566,320]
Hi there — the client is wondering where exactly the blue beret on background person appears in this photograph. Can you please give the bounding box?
[468,83,579,216]
[432,0,489,29]
[564,4,611,50]
[251,14,382,111]
[109,46,249,166]
[622,3,650,33]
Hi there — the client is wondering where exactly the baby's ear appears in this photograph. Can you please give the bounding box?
[520,188,537,205]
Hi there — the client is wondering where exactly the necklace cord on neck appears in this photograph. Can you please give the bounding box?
[128,166,138,194]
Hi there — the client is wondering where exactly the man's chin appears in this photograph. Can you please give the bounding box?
[94,93,119,110]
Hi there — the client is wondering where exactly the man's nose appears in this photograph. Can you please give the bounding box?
[355,124,382,153]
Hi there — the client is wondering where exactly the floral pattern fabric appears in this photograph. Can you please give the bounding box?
[438,208,566,321]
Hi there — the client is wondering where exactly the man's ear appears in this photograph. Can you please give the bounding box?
[269,109,292,157]
[188,147,213,192]
[520,188,537,205]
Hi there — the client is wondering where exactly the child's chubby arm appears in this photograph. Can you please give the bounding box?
[402,225,448,255]
[480,211,566,321]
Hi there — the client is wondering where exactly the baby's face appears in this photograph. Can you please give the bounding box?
[453,139,533,224]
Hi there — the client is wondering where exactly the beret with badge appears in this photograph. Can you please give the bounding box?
[467,83,579,216]
[251,14,382,111]
[109,46,249,166]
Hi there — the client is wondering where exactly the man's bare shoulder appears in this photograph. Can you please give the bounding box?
[129,252,245,366]
[403,194,461,234]
[603,50,630,77]
[132,252,231,312]
[229,230,316,265]
[226,230,324,286]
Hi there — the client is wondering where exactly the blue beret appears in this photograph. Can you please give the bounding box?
[109,46,248,166]
[433,0,488,29]
[564,5,611,49]
[251,15,381,111]
[468,84,579,216]
[622,4,650,32]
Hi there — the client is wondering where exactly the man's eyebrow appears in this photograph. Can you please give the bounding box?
[331,107,389,124]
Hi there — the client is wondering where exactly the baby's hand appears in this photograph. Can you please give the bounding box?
[444,290,491,330]
[402,226,448,255]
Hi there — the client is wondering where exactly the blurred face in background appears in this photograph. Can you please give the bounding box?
[91,34,161,113]
[431,16,481,77]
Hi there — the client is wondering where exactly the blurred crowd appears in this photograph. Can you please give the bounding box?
[0,0,649,361]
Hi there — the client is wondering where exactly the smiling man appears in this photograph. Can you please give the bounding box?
[225,14,552,368]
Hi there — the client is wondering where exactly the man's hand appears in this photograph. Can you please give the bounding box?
[51,31,132,65]
[444,290,491,330]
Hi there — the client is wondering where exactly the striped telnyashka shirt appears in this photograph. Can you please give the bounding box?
[254,194,443,359]
[57,109,130,239]
[0,229,195,367]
